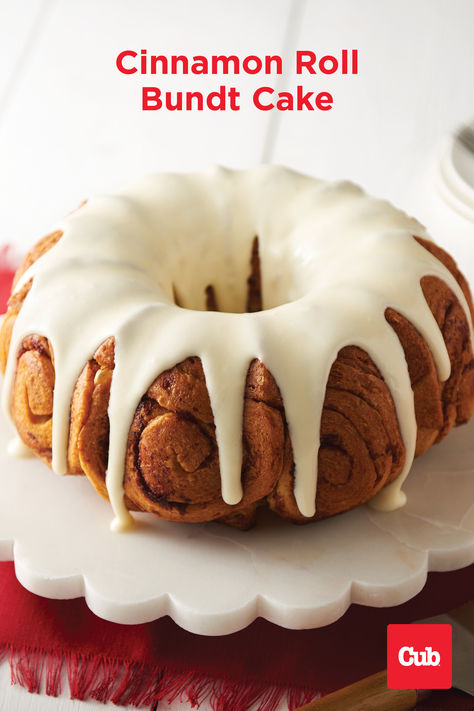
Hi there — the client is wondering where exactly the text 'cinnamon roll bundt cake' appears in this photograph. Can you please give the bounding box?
[1,166,473,531]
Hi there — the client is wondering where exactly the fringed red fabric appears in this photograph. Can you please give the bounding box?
[1,643,319,710]
[0,245,16,311]
[0,562,473,710]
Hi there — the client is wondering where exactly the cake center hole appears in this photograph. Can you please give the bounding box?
[172,236,263,314]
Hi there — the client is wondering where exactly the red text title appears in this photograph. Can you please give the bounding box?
[116,50,359,112]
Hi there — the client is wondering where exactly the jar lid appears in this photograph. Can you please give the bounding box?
[437,122,474,222]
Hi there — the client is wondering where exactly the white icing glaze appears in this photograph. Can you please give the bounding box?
[3,166,473,528]
[8,435,35,459]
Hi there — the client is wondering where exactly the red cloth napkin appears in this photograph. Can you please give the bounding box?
[0,253,473,711]
[0,246,16,310]
[0,562,473,710]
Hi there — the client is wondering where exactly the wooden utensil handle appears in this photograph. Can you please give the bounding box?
[294,670,421,711]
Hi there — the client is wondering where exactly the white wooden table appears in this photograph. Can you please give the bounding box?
[0,1,473,708]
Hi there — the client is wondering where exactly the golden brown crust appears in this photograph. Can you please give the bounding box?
[10,335,54,464]
[246,236,262,312]
[1,230,474,528]
[12,230,63,291]
[0,230,63,373]
[267,345,407,522]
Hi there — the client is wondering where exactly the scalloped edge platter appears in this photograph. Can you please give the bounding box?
[0,403,473,636]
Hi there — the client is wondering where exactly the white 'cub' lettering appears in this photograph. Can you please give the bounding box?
[398,646,441,667]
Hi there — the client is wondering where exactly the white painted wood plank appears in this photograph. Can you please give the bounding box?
[272,0,474,221]
[0,0,45,104]
[0,0,292,251]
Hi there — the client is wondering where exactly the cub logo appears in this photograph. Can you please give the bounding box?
[387,624,452,689]
[398,646,441,667]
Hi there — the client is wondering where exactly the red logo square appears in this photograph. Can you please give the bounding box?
[387,624,452,689]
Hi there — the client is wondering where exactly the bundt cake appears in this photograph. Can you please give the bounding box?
[1,166,473,531]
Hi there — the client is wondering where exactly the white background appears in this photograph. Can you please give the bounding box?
[0,0,473,709]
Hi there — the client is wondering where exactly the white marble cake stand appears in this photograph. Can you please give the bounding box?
[0,410,473,636]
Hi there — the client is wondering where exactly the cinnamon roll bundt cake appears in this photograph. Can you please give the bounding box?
[1,166,473,531]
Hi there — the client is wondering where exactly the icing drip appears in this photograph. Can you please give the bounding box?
[8,436,34,459]
[3,166,473,528]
